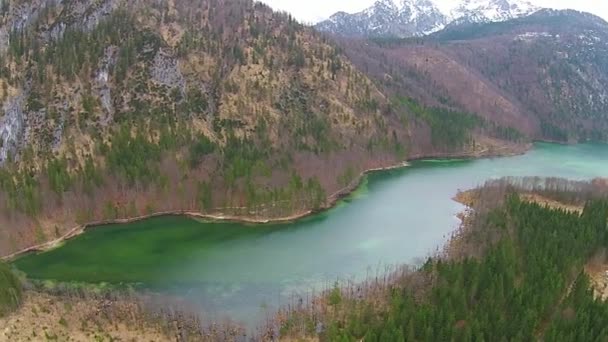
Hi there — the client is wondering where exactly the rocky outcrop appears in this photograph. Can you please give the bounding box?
[0,93,26,163]
[336,9,608,141]
[95,46,118,126]
[150,48,186,93]
[40,0,119,43]
[0,0,54,53]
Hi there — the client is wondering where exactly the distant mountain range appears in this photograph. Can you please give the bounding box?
[335,8,608,142]
[316,0,540,38]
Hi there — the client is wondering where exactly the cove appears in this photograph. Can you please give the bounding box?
[13,143,608,325]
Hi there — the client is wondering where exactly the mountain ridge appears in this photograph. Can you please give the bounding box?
[316,0,447,38]
[316,0,541,38]
[333,9,608,143]
[451,0,538,24]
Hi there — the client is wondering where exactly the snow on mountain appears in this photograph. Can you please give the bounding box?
[316,0,447,38]
[316,0,542,38]
[450,0,540,24]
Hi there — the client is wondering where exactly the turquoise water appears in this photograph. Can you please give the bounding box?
[13,143,608,325]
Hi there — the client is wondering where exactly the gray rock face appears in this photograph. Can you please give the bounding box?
[76,0,119,31]
[0,93,26,163]
[45,0,119,42]
[150,49,186,94]
[95,46,118,126]
[51,102,66,151]
[0,0,124,159]
[0,0,60,53]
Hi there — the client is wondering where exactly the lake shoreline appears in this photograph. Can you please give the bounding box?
[3,142,532,262]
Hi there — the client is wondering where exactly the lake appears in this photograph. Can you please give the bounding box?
[13,142,608,326]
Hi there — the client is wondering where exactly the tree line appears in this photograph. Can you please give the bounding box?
[281,185,608,341]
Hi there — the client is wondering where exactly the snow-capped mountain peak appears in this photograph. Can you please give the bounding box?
[317,0,446,38]
[316,0,542,38]
[451,0,540,23]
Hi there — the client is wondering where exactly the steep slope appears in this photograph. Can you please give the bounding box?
[0,0,413,257]
[335,9,608,142]
[316,0,540,38]
[0,0,546,259]
[435,10,608,141]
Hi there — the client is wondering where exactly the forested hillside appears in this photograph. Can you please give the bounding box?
[0,1,602,260]
[336,10,608,142]
[0,0,531,258]
[0,0,406,257]
[280,178,608,341]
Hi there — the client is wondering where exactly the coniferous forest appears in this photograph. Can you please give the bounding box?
[1,0,608,340]
[280,182,608,341]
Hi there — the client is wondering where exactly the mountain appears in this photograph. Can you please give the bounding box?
[3,2,608,337]
[436,9,608,141]
[0,0,519,257]
[316,0,540,38]
[0,0,605,261]
[316,0,447,38]
[335,9,608,141]
[0,0,395,255]
[450,0,539,24]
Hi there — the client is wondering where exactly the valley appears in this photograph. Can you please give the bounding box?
[0,0,606,260]
[0,0,608,340]
[9,142,608,329]
[0,0,556,259]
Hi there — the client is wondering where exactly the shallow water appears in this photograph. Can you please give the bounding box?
[13,142,608,325]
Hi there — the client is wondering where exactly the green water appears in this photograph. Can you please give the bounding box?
[13,143,608,325]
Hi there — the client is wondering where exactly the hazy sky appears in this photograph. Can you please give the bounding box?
[260,0,608,24]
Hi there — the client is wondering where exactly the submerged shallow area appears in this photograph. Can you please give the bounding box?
[13,142,608,324]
